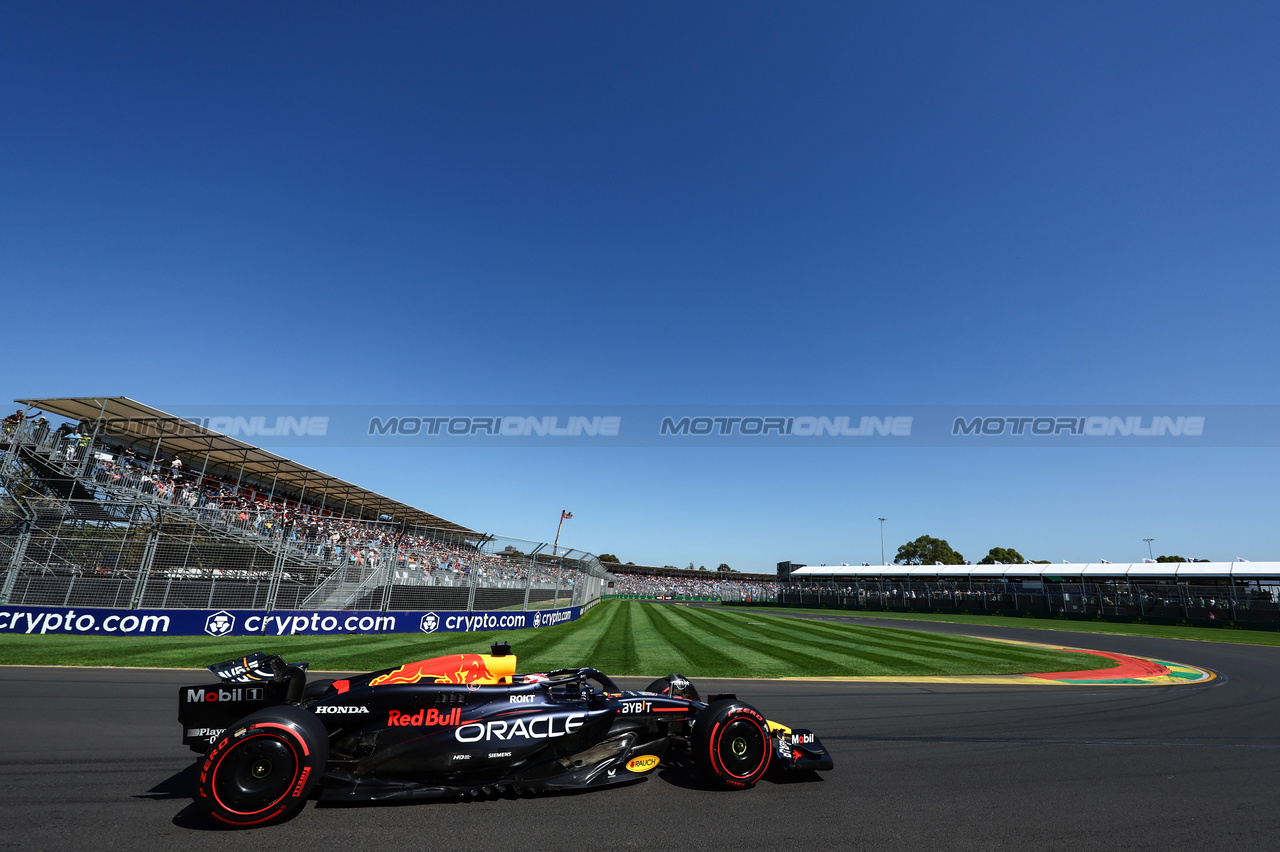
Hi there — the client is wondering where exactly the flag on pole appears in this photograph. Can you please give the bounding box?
[561,511,573,520]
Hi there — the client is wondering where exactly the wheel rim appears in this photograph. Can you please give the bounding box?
[212,735,300,815]
[716,718,766,778]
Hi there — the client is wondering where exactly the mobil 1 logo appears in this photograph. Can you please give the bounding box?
[185,687,264,703]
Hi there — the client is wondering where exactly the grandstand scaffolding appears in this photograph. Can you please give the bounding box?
[0,399,611,612]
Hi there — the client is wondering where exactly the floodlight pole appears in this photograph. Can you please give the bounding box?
[1144,538,1155,560]
[553,512,567,559]
[552,510,570,583]
[878,518,887,566]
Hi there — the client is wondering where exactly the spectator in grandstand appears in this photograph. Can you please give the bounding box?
[29,415,49,444]
[30,420,607,589]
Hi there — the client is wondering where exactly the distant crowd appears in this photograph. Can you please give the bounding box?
[609,570,779,600]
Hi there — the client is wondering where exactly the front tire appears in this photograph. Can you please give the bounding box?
[691,699,771,789]
[195,705,328,827]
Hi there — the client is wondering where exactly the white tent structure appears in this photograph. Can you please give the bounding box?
[789,562,1280,580]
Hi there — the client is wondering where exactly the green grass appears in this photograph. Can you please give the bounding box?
[0,600,1111,677]
[737,605,1280,647]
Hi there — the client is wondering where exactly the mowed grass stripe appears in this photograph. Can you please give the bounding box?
[640,603,762,677]
[677,606,956,675]
[587,598,638,674]
[624,601,688,677]
[710,610,1070,672]
[672,606,875,676]
[673,606,1114,676]
[0,600,1100,677]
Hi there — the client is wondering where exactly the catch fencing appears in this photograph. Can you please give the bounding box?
[775,578,1280,624]
[0,428,610,616]
[0,500,607,613]
[1,408,612,626]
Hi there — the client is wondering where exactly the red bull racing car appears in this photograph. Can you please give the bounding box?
[178,643,833,827]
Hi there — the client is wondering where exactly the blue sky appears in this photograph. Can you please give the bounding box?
[3,2,1278,569]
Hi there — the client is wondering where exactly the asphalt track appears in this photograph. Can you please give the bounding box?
[3,615,1280,852]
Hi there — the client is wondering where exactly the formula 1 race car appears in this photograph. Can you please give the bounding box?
[178,643,833,826]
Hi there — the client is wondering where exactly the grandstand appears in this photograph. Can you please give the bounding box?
[780,563,1280,624]
[607,564,779,601]
[0,398,610,613]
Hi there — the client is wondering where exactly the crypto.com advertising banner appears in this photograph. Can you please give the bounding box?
[0,605,581,637]
[160,405,1280,447]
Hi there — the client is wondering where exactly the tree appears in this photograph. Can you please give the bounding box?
[894,535,964,566]
[1156,555,1186,563]
[716,563,733,572]
[979,547,1025,565]
[597,553,620,563]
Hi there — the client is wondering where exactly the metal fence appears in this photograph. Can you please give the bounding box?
[1,422,611,613]
[780,578,1280,622]
[0,501,607,612]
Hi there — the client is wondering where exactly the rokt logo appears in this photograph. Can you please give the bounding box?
[204,611,235,637]
[420,612,440,633]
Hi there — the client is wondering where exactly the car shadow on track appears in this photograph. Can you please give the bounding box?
[137,761,305,831]
[657,759,824,791]
[135,762,197,801]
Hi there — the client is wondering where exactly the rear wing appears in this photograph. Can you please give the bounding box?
[179,652,311,752]
[206,651,309,683]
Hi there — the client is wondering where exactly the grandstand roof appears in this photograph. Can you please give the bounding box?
[14,396,478,536]
[789,562,1280,579]
[610,563,775,580]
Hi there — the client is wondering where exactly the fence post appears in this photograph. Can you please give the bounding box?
[379,527,403,616]
[522,572,532,611]
[130,512,163,609]
[264,537,288,612]
[1,523,31,605]
[378,552,395,613]
[465,563,478,612]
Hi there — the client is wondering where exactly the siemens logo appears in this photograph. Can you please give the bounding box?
[659,416,912,437]
[952,416,1205,437]
[368,416,621,437]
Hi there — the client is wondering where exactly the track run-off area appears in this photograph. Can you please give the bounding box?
[3,607,1279,850]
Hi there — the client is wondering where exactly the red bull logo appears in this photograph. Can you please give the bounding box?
[387,707,462,727]
[369,653,516,686]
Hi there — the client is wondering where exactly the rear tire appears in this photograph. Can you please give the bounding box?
[691,699,771,789]
[195,705,328,827]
